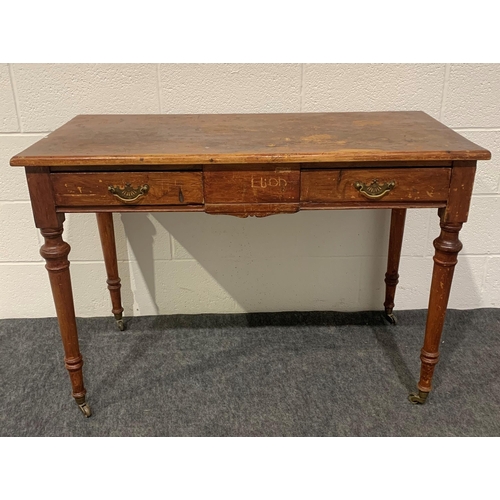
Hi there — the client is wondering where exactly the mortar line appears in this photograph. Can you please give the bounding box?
[454,127,500,132]
[156,63,163,113]
[481,256,490,301]
[7,64,22,133]
[169,233,175,259]
[0,259,189,266]
[171,256,196,262]
[469,193,500,198]
[401,254,495,261]
[403,254,497,258]
[8,255,497,266]
[0,200,31,204]
[299,63,305,112]
[0,261,45,266]
[354,253,363,307]
[439,63,451,121]
[0,132,49,137]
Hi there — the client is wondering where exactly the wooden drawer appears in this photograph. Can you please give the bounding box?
[301,168,451,203]
[204,165,300,204]
[52,172,204,207]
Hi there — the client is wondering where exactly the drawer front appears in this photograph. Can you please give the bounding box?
[204,165,300,204]
[52,172,204,207]
[301,168,451,203]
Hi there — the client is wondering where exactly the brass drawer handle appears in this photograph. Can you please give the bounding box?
[108,183,149,203]
[354,179,396,199]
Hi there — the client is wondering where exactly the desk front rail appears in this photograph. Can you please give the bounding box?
[46,164,453,216]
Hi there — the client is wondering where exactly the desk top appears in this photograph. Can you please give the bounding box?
[10,111,491,167]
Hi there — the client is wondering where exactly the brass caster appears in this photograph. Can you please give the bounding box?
[114,313,125,331]
[384,312,397,325]
[77,402,92,418]
[408,390,429,405]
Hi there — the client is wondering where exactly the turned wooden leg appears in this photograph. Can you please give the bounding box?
[409,217,463,404]
[384,208,406,325]
[408,162,476,404]
[96,212,125,331]
[40,226,91,417]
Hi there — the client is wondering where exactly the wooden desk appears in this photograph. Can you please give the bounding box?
[10,111,491,418]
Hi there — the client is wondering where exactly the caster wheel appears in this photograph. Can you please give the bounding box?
[78,402,92,417]
[408,390,429,405]
[116,319,125,331]
[384,312,397,325]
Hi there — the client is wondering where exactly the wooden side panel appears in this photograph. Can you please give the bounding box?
[443,161,477,223]
[25,167,64,228]
[301,168,451,203]
[204,165,300,204]
[52,172,204,207]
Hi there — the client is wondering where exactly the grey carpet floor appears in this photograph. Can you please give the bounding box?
[1,309,499,436]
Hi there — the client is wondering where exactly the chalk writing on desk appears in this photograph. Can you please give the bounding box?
[251,177,288,189]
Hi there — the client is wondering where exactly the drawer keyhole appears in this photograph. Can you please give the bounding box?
[178,187,184,203]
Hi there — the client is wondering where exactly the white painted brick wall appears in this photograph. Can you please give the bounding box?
[1,63,499,319]
[0,64,19,132]
[12,64,160,131]
[302,64,446,117]
[159,64,302,114]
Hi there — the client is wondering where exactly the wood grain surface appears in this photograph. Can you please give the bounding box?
[204,165,300,204]
[10,112,491,167]
[52,171,204,207]
[301,167,451,203]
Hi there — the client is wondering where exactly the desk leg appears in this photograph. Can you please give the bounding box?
[409,163,475,404]
[409,216,463,404]
[384,208,406,325]
[96,213,125,331]
[40,226,91,417]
